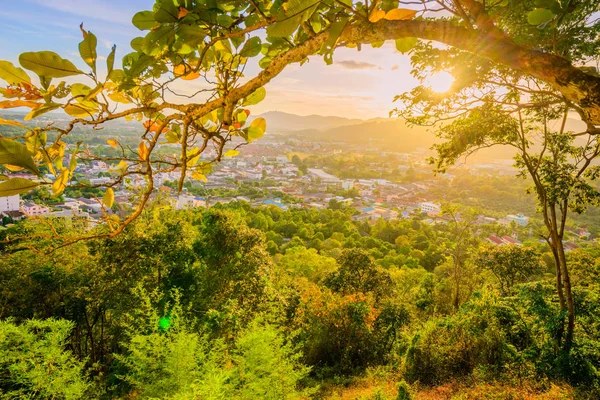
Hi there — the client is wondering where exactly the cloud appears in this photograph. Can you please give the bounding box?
[24,0,137,25]
[391,65,400,71]
[335,60,382,70]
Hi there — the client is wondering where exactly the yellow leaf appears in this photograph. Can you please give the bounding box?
[4,164,24,172]
[186,149,200,167]
[224,149,240,157]
[108,91,131,103]
[138,142,149,161]
[369,9,385,23]
[250,117,267,133]
[113,160,129,172]
[173,64,200,80]
[384,8,418,21]
[103,187,115,208]
[52,168,70,196]
[192,171,207,182]
[64,103,98,118]
[107,139,118,148]
[0,100,41,109]
[0,118,23,127]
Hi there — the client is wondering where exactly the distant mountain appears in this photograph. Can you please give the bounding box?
[251,111,364,132]
[288,118,436,152]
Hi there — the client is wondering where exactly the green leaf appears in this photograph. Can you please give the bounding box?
[142,27,175,56]
[247,126,264,142]
[19,51,83,79]
[267,15,303,37]
[107,45,116,76]
[0,138,39,174]
[132,11,156,30]
[0,61,30,85]
[240,37,262,58]
[24,102,61,121]
[103,187,115,208]
[267,0,320,37]
[527,8,554,25]
[320,17,349,64]
[395,37,418,54]
[79,31,98,73]
[216,14,234,28]
[155,3,179,23]
[0,178,39,197]
[243,87,266,106]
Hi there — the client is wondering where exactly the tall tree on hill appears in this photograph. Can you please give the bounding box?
[395,15,600,352]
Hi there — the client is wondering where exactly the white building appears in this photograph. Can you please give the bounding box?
[0,195,20,213]
[307,168,341,185]
[342,180,354,190]
[420,201,441,215]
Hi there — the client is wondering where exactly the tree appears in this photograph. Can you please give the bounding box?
[477,245,544,294]
[193,209,271,332]
[394,1,600,352]
[1,0,600,243]
[439,206,479,311]
[325,248,392,300]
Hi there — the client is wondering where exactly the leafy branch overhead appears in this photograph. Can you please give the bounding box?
[0,0,599,239]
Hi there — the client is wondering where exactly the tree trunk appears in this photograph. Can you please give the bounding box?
[556,239,575,351]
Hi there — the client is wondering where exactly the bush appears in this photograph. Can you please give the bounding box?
[0,318,90,399]
[117,287,313,399]
[404,292,518,384]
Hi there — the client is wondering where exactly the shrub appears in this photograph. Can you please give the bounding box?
[0,318,90,399]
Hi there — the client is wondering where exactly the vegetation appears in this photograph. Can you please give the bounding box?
[1,0,600,398]
[1,202,600,398]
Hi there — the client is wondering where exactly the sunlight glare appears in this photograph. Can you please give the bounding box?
[425,71,454,93]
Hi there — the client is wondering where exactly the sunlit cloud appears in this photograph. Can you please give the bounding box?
[335,60,383,70]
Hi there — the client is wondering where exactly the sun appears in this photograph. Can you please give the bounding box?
[425,71,454,93]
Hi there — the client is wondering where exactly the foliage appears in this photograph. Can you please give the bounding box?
[0,318,90,399]
[477,245,545,293]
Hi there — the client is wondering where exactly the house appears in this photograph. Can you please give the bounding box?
[77,197,103,213]
[0,194,20,213]
[501,235,521,246]
[21,202,50,217]
[487,235,505,245]
[1,210,25,221]
[245,170,262,180]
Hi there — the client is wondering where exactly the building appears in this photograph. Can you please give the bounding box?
[0,194,19,213]
[341,180,354,190]
[264,198,288,211]
[420,201,441,215]
[21,202,50,217]
[507,214,529,226]
[307,168,341,186]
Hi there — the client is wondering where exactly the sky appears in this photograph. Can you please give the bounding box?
[0,0,436,119]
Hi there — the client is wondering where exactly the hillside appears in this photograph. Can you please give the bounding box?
[251,111,364,132]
